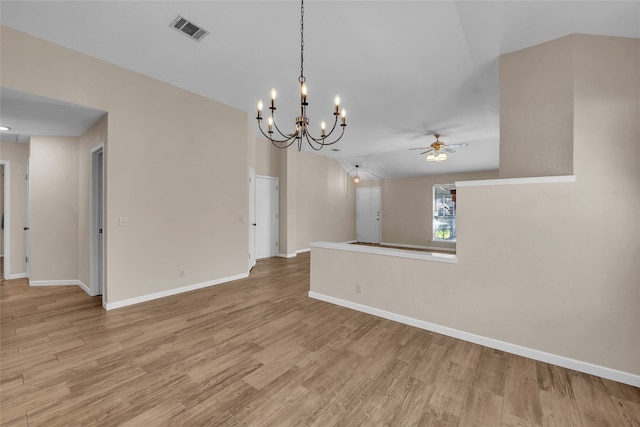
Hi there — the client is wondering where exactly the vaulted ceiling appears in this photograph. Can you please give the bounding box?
[1,1,638,178]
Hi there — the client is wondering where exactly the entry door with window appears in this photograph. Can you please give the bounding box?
[356,187,381,243]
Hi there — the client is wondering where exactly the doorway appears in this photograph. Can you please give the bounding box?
[90,145,104,298]
[356,187,381,243]
[255,176,279,259]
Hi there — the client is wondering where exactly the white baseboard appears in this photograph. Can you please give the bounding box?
[308,291,640,387]
[29,279,97,296]
[275,247,320,258]
[105,272,249,311]
[76,280,97,296]
[278,253,297,259]
[8,272,28,279]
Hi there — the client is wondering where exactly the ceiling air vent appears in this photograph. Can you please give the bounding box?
[170,15,209,42]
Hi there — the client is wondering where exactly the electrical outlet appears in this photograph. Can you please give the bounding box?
[119,217,128,226]
[355,282,363,294]
[179,270,185,278]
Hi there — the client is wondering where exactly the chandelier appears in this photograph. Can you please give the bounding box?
[256,0,346,151]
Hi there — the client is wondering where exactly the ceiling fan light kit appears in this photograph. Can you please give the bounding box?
[411,133,467,163]
[256,0,346,151]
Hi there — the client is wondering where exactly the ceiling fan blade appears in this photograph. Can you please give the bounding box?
[421,149,434,155]
[445,143,469,149]
[444,148,457,153]
[409,147,430,151]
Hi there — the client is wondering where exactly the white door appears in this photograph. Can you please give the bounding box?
[91,146,105,297]
[356,187,381,243]
[255,176,278,259]
[25,159,30,278]
[248,167,256,270]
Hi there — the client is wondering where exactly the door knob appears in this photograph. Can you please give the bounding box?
[23,227,29,231]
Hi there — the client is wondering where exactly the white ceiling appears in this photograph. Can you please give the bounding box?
[1,1,638,178]
[0,88,106,143]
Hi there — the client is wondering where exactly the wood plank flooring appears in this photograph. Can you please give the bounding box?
[1,253,638,426]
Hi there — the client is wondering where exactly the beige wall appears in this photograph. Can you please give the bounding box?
[379,171,499,248]
[255,136,280,177]
[0,166,4,256]
[296,151,356,250]
[2,26,250,304]
[0,141,29,277]
[29,136,79,281]
[499,36,574,178]
[312,35,640,377]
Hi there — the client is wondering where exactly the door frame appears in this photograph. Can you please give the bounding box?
[0,161,10,280]
[356,186,381,244]
[90,144,105,300]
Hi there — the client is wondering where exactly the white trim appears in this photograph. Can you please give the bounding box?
[8,272,27,279]
[29,279,96,295]
[76,280,95,296]
[30,279,81,286]
[104,272,249,311]
[308,291,640,387]
[278,253,297,259]
[296,248,310,254]
[456,175,576,188]
[1,161,11,280]
[311,241,457,263]
[380,242,455,253]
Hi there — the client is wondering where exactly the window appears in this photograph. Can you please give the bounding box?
[433,184,456,242]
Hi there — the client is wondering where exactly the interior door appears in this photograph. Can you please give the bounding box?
[356,187,381,243]
[248,167,256,270]
[25,159,30,278]
[96,150,104,295]
[255,176,278,259]
[91,146,105,297]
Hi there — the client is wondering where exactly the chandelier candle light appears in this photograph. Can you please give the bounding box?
[256,0,346,151]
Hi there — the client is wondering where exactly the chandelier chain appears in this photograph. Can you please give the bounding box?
[299,0,305,83]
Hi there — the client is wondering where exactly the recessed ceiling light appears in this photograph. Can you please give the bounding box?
[0,126,11,131]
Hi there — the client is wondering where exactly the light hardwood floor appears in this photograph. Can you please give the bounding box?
[1,253,639,426]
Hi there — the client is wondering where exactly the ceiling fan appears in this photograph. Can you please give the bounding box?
[410,134,468,162]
